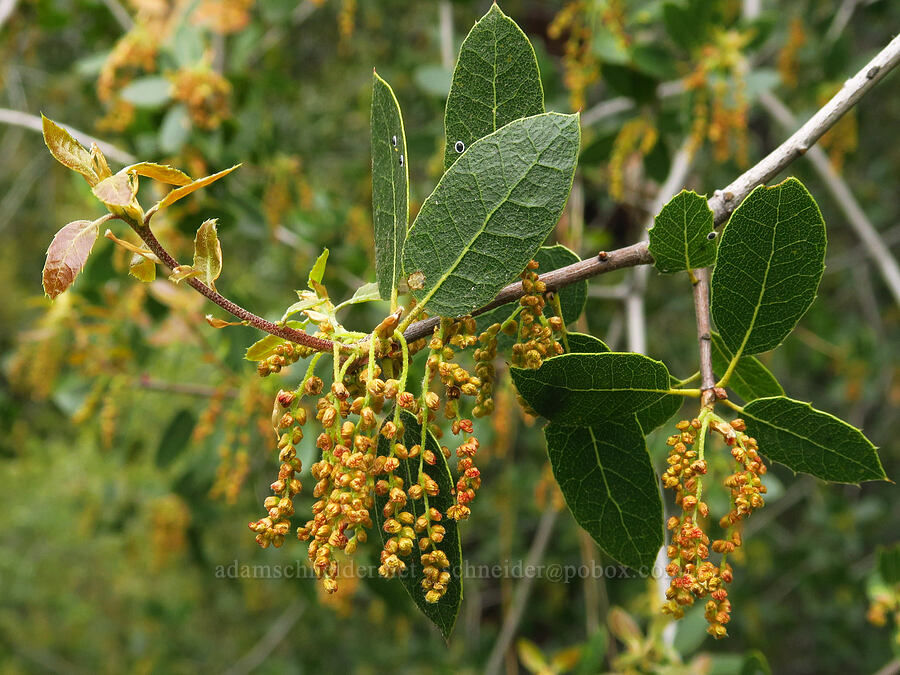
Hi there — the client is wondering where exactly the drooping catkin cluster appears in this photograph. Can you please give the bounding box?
[249,311,495,601]
[662,416,767,638]
[509,260,564,370]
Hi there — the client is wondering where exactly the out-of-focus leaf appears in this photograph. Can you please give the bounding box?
[118,76,171,107]
[42,219,100,298]
[156,409,196,468]
[877,544,900,585]
[159,104,191,154]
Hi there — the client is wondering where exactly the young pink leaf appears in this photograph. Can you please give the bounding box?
[42,219,100,298]
[92,173,137,207]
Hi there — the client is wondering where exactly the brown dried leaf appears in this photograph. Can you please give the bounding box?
[41,115,98,185]
[42,219,100,298]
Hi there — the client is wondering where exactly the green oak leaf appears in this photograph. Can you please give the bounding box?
[474,244,589,346]
[742,396,886,484]
[545,416,663,569]
[334,282,382,312]
[635,377,683,434]
[156,409,196,469]
[371,72,409,302]
[510,352,672,426]
[711,178,826,357]
[443,3,544,170]
[648,189,716,273]
[308,248,329,288]
[375,411,462,641]
[403,112,580,318]
[565,332,610,354]
[710,332,783,402]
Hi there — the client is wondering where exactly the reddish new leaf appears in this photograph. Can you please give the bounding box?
[42,219,100,298]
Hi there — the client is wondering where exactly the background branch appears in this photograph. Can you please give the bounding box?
[0,108,136,164]
[484,504,559,675]
[759,90,900,308]
[706,33,900,226]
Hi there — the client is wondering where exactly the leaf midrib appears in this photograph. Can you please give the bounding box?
[587,426,642,563]
[730,186,782,361]
[414,115,565,312]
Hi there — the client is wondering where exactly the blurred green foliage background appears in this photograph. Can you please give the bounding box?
[0,0,898,672]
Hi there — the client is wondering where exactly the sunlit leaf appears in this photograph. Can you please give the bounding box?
[129,254,156,282]
[124,162,192,185]
[205,314,244,328]
[334,282,382,312]
[192,219,223,290]
[244,321,306,361]
[92,172,137,207]
[41,114,98,185]
[153,164,240,211]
